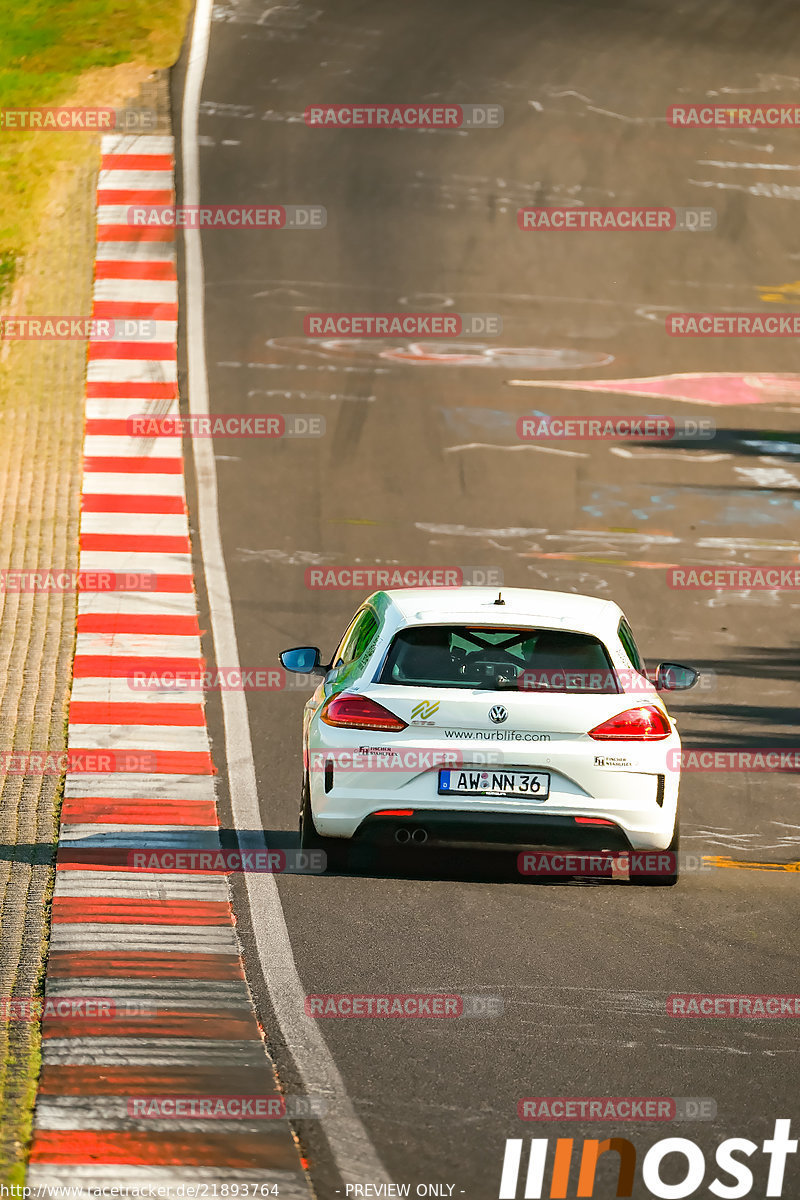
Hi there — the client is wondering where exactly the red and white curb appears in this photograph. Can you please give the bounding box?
[26,134,309,1197]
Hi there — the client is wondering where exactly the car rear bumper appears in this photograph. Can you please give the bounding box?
[308,771,679,850]
[306,724,681,850]
[351,809,635,850]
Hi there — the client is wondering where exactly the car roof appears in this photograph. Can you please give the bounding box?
[370,587,624,638]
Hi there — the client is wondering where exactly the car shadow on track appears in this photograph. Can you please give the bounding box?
[258,826,622,886]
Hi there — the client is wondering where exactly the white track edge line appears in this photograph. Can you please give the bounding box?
[180,0,391,1189]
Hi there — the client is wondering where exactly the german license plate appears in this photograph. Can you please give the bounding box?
[438,768,550,798]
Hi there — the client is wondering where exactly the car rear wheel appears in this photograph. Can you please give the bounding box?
[299,775,348,871]
[633,812,680,887]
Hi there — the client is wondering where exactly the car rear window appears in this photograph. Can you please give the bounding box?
[378,625,620,692]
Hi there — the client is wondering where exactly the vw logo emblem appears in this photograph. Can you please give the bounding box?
[489,704,508,724]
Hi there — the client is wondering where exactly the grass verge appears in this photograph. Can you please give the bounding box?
[0,0,191,276]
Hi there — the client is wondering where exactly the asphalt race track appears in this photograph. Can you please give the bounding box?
[173,2,799,1196]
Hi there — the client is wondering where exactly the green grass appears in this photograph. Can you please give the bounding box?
[0,0,188,105]
[0,0,191,266]
[0,252,15,303]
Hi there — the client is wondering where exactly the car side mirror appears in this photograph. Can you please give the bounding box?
[280,646,327,676]
[655,662,698,691]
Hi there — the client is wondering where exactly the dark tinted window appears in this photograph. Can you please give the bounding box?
[379,625,619,692]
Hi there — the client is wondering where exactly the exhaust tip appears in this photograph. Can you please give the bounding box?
[394,828,411,844]
[411,827,428,844]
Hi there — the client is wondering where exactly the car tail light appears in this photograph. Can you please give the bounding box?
[588,705,671,741]
[375,809,414,816]
[319,693,407,731]
[575,817,615,826]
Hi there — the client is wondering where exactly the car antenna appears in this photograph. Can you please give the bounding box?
[493,591,505,605]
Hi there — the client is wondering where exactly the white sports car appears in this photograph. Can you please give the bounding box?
[280,587,697,884]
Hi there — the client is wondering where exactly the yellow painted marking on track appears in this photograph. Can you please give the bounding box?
[758,280,800,303]
[704,855,800,872]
